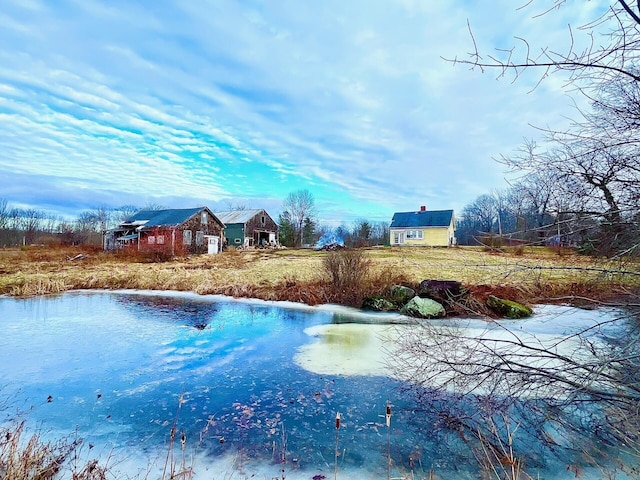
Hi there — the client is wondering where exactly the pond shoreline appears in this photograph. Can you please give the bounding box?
[2,246,638,313]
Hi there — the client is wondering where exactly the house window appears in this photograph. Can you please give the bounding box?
[261,215,265,226]
[157,235,165,245]
[196,231,204,246]
[148,236,155,245]
[406,230,423,239]
[183,230,192,245]
[201,211,208,224]
[393,232,404,244]
[234,238,241,244]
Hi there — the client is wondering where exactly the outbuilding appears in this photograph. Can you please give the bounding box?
[214,209,278,248]
[104,207,225,255]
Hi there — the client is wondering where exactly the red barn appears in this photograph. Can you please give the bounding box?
[105,207,225,255]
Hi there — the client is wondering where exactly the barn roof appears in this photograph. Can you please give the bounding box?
[214,209,265,225]
[123,208,205,228]
[390,209,454,228]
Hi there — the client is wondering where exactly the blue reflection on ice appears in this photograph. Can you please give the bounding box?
[0,291,634,479]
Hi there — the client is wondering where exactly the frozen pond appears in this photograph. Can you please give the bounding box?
[0,290,635,479]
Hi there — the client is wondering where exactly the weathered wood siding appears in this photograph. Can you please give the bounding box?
[138,227,176,254]
[245,210,278,244]
[138,209,224,255]
[179,210,224,254]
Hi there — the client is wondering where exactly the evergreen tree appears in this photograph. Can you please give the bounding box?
[278,211,295,247]
[302,216,316,246]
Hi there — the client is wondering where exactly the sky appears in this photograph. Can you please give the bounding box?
[0,0,607,226]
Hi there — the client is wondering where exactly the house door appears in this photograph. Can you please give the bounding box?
[207,236,219,254]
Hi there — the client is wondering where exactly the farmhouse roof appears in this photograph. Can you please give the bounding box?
[123,208,206,229]
[390,209,454,228]
[214,209,265,225]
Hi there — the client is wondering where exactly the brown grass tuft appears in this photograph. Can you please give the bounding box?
[0,421,108,480]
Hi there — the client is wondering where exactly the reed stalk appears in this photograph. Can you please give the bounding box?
[386,401,392,480]
[334,412,341,480]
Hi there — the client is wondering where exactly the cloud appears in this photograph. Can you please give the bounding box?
[0,0,606,224]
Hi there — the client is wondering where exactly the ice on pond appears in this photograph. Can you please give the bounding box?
[295,303,632,398]
[295,323,398,377]
[0,290,635,479]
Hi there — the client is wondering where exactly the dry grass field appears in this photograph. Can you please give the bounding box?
[1,244,639,306]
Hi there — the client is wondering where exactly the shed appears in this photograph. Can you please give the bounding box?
[214,209,278,248]
[104,207,225,255]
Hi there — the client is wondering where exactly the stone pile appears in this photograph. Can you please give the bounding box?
[362,280,533,319]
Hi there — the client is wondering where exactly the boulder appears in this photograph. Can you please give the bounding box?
[362,295,396,312]
[389,285,416,305]
[417,280,465,302]
[486,295,533,318]
[400,296,446,319]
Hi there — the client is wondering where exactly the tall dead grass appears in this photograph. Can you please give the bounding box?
[1,245,638,305]
[0,421,108,480]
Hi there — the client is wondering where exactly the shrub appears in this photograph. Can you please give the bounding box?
[322,249,372,306]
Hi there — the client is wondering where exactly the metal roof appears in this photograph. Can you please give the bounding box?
[124,208,204,229]
[390,209,454,228]
[117,234,139,241]
[214,209,264,225]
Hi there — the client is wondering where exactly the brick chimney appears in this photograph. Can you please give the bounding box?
[420,205,426,211]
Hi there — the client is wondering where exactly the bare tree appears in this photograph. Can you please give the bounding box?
[282,190,316,247]
[0,198,8,230]
[447,1,640,90]
[502,127,640,253]
[18,208,46,244]
[370,221,390,246]
[75,210,107,246]
[75,211,101,233]
[143,202,167,211]
[451,2,640,255]
[352,219,372,247]
[115,205,140,223]
[504,138,637,221]
[460,194,499,243]
[389,302,640,476]
[41,214,61,234]
[223,200,248,211]
[91,206,112,232]
[514,170,558,232]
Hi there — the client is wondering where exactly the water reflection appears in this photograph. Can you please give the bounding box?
[115,294,222,329]
[0,291,634,479]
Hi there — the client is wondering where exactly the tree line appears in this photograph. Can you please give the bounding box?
[0,200,142,248]
[276,189,390,248]
[455,117,640,255]
[452,1,640,258]
[0,191,391,250]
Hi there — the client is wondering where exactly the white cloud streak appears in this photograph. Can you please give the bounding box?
[0,0,609,223]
